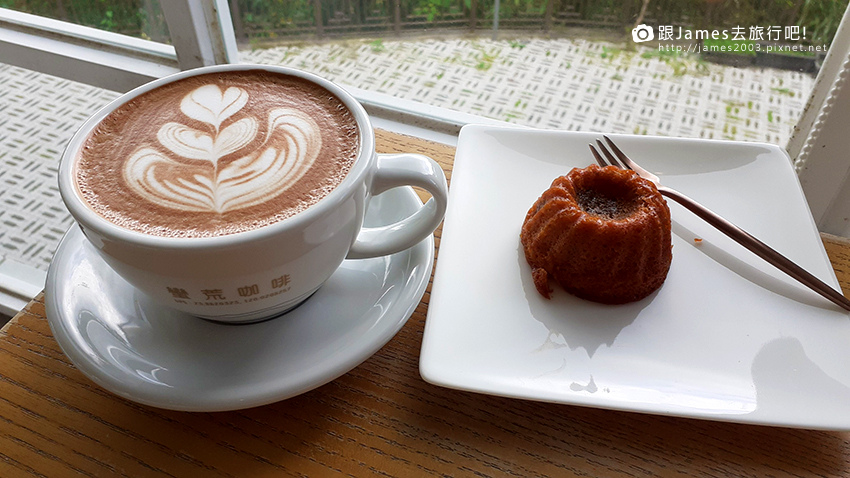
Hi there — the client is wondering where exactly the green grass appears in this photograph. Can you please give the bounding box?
[368,39,385,53]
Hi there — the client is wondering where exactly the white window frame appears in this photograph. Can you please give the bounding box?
[160,0,238,70]
[1,0,850,234]
[0,0,237,92]
[790,4,850,237]
[0,7,176,92]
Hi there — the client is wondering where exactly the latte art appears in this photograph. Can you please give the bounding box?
[124,84,322,213]
[75,70,360,238]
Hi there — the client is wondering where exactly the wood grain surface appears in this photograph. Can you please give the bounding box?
[3,130,850,477]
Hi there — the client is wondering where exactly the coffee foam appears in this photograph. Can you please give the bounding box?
[75,71,360,238]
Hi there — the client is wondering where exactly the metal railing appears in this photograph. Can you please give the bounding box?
[227,0,843,45]
[229,0,689,42]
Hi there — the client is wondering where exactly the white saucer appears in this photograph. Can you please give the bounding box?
[46,187,433,412]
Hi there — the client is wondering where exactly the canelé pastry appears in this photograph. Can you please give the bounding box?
[520,164,672,304]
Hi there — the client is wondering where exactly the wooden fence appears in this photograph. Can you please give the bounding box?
[229,0,691,42]
[5,0,839,46]
[228,0,834,43]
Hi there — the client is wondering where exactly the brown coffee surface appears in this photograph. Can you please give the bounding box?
[75,70,360,238]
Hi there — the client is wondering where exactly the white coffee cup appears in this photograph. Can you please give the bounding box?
[58,64,448,323]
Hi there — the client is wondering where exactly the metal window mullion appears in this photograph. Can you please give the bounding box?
[0,7,179,92]
[161,0,238,70]
[794,3,850,235]
[788,3,850,161]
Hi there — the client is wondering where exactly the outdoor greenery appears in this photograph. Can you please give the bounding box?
[232,0,848,46]
[0,0,168,41]
[0,0,846,46]
[799,0,847,46]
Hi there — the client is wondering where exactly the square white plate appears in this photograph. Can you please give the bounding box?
[421,124,850,430]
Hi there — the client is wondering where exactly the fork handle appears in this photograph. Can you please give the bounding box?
[658,186,850,311]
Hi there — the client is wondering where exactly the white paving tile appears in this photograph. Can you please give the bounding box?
[242,36,814,143]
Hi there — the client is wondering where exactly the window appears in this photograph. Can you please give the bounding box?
[2,1,843,146]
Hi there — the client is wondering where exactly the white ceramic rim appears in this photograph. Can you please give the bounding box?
[57,64,375,251]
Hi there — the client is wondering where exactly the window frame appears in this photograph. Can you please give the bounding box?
[791,4,850,236]
[0,7,178,92]
[0,0,238,91]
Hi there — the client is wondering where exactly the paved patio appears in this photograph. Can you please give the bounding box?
[245,36,814,144]
[0,35,816,274]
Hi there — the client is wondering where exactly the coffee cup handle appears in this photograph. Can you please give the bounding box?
[347,153,448,259]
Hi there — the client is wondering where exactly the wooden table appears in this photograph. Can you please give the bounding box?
[3,130,850,477]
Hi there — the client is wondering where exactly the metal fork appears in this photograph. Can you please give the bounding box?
[589,135,850,312]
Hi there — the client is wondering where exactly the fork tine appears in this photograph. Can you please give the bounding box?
[588,144,607,167]
[603,135,636,172]
[603,135,661,184]
[595,139,624,169]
